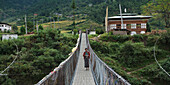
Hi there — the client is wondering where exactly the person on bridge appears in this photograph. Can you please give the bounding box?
[83,48,90,70]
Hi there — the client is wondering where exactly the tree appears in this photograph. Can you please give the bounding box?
[12,25,18,32]
[142,0,170,28]
[71,0,76,29]
[73,29,78,35]
[146,23,151,32]
[39,25,43,30]
[20,26,25,35]
[27,21,34,32]
[7,30,10,33]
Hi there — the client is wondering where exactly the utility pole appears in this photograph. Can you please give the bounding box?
[71,0,76,29]
[105,6,108,33]
[36,21,38,32]
[50,16,52,28]
[25,14,27,34]
[53,18,55,29]
[119,4,124,29]
[33,15,35,30]
[57,14,60,29]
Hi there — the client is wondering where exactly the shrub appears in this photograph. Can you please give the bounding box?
[20,26,25,35]
[99,34,130,43]
[88,34,98,38]
[118,41,168,68]
[96,29,104,34]
[73,29,78,35]
[132,34,144,42]
[108,31,113,35]
[158,31,170,51]
[0,35,2,40]
[38,25,43,30]
[12,25,18,32]
[7,30,10,33]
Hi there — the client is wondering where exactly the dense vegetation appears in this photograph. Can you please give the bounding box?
[142,0,170,28]
[1,0,168,30]
[0,29,77,85]
[1,0,168,29]
[90,30,170,85]
[0,0,148,19]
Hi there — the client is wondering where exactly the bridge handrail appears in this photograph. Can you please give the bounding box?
[36,31,82,85]
[86,32,131,85]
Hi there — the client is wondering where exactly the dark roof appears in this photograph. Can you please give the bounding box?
[0,22,12,26]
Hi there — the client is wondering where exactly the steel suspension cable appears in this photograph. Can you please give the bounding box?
[0,39,19,75]
[154,34,170,77]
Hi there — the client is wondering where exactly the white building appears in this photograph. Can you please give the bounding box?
[0,23,12,32]
[89,31,96,35]
[2,34,18,40]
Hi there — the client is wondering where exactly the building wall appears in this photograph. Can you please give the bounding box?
[2,34,18,40]
[108,20,148,35]
[0,24,12,31]
[89,31,96,35]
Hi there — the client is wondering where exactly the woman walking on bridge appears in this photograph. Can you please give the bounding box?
[83,48,90,70]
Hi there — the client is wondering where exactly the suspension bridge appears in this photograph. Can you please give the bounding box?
[36,31,130,85]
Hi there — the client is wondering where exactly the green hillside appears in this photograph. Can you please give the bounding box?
[1,0,169,29]
[89,30,170,85]
[0,0,148,22]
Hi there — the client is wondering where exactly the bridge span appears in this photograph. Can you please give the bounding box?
[36,32,130,85]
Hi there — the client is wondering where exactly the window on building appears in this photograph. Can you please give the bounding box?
[110,24,116,29]
[0,25,2,27]
[141,23,146,28]
[2,25,4,27]
[117,24,121,26]
[131,24,136,29]
[117,24,121,29]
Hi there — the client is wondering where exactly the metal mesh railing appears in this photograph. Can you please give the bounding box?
[86,31,131,85]
[36,30,130,85]
[36,32,82,85]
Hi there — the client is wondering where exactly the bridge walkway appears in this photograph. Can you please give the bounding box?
[72,33,95,85]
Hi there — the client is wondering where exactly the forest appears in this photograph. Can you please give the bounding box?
[0,0,169,29]
[0,29,78,85]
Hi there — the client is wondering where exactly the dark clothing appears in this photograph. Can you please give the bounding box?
[84,57,89,67]
[83,51,90,68]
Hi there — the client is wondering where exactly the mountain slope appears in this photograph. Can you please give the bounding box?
[0,0,149,23]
